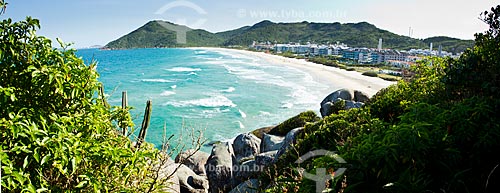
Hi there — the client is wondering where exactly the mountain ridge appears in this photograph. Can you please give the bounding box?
[104,20,474,53]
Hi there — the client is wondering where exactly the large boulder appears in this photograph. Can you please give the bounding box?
[320,89,369,117]
[205,142,236,193]
[232,133,261,164]
[320,89,354,106]
[175,149,210,176]
[255,151,278,166]
[354,90,370,103]
[158,158,181,193]
[251,126,275,139]
[229,179,261,193]
[176,164,209,193]
[260,134,284,152]
[275,127,305,160]
[234,160,261,182]
[268,111,319,136]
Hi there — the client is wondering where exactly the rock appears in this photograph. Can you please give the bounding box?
[354,90,370,102]
[232,133,261,164]
[176,164,209,193]
[345,100,364,109]
[234,160,261,182]
[229,179,261,193]
[276,127,304,160]
[251,126,275,139]
[268,111,319,136]
[255,151,278,166]
[320,101,335,118]
[320,89,354,106]
[260,134,284,152]
[205,142,235,193]
[158,158,181,193]
[175,149,210,176]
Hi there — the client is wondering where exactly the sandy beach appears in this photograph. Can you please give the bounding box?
[202,47,396,97]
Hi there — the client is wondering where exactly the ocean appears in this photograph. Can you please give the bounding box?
[77,48,333,152]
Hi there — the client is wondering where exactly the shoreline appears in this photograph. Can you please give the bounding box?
[196,47,396,97]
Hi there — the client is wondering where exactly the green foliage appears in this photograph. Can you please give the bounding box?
[268,111,320,136]
[444,5,500,100]
[361,71,378,77]
[263,5,500,192]
[0,17,166,192]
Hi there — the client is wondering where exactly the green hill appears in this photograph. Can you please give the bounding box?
[104,21,223,49]
[105,20,473,53]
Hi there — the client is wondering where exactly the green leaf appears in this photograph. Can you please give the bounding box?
[75,180,88,188]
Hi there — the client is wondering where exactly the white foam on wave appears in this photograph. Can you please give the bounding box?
[221,87,236,93]
[167,67,202,72]
[238,109,247,118]
[164,95,236,108]
[160,91,176,96]
[237,121,245,129]
[141,79,174,83]
[259,111,271,116]
[280,102,294,109]
[170,85,177,89]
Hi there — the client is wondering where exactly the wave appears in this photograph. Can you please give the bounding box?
[280,102,294,109]
[259,111,271,116]
[221,87,236,93]
[141,79,174,83]
[188,72,198,76]
[160,91,176,96]
[164,95,236,108]
[170,85,177,89]
[237,121,245,129]
[167,67,202,72]
[238,109,247,118]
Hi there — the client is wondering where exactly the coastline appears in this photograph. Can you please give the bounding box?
[197,47,396,97]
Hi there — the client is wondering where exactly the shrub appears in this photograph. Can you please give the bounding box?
[361,71,378,77]
[0,17,165,192]
[268,111,320,136]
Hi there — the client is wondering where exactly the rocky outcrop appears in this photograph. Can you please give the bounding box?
[320,89,370,117]
[176,164,209,193]
[229,179,261,193]
[260,134,284,152]
[255,151,277,166]
[232,133,261,164]
[205,142,236,193]
[275,127,305,160]
[251,126,275,139]
[176,149,210,176]
[234,160,261,182]
[158,158,181,193]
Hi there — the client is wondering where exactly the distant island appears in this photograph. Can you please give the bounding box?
[104,20,474,54]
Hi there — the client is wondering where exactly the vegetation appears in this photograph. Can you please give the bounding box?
[0,17,174,192]
[105,20,473,53]
[262,5,500,193]
[268,111,320,136]
[105,21,223,49]
[361,71,378,77]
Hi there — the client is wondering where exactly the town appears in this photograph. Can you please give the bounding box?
[251,39,460,69]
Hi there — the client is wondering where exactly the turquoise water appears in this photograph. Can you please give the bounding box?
[77,48,331,151]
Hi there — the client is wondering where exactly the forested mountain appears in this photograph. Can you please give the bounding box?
[105,20,474,53]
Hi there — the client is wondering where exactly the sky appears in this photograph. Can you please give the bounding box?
[3,0,498,48]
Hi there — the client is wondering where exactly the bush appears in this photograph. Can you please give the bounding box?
[361,71,378,77]
[268,111,320,136]
[0,17,165,192]
[346,67,356,71]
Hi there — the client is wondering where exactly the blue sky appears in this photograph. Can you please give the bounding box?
[3,0,498,48]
